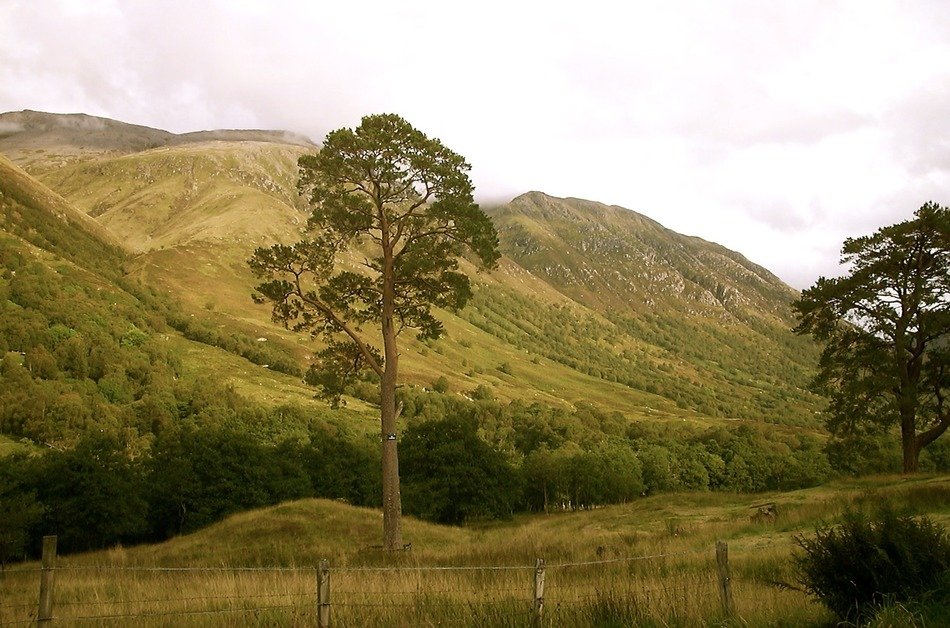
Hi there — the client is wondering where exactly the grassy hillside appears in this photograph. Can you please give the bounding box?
[0,136,360,451]
[86,474,950,567]
[490,191,796,316]
[35,141,309,252]
[2,475,947,626]
[0,153,125,266]
[1,115,824,429]
[477,192,822,424]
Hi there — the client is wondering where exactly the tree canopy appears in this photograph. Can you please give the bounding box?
[249,113,499,549]
[794,202,949,472]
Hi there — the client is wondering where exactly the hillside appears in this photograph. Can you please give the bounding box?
[490,191,794,317]
[0,110,822,428]
[0,143,359,453]
[0,153,125,268]
[478,192,821,424]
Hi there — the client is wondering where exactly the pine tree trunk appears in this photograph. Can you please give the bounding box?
[380,235,403,551]
[380,361,403,550]
[901,412,920,473]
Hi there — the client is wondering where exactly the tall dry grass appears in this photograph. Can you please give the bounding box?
[3,474,947,626]
[0,537,825,626]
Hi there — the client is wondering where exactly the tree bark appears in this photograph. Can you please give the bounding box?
[901,411,920,473]
[380,222,403,551]
[380,359,402,550]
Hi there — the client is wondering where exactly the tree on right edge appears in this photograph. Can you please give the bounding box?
[794,202,949,472]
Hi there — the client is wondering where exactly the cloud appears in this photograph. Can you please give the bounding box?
[885,85,950,176]
[1,0,949,288]
[0,121,24,137]
[741,200,813,233]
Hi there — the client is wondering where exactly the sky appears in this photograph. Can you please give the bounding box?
[1,0,948,288]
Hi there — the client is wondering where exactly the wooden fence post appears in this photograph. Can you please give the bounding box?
[533,558,545,626]
[317,559,330,628]
[715,540,735,617]
[38,535,57,626]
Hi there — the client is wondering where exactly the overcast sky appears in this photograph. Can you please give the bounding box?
[2,0,948,288]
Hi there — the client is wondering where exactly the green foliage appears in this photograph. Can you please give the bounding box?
[398,387,831,508]
[120,325,149,347]
[250,112,499,401]
[401,417,519,524]
[0,419,380,554]
[302,427,381,507]
[522,441,644,511]
[0,454,44,563]
[794,506,950,623]
[148,425,312,536]
[464,283,821,427]
[469,384,494,401]
[166,312,302,376]
[794,202,950,472]
[32,434,149,553]
[824,431,903,475]
[0,159,125,280]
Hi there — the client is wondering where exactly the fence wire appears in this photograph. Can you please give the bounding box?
[51,565,312,573]
[54,590,312,607]
[67,603,301,622]
[3,544,730,624]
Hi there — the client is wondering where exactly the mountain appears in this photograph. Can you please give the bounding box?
[489,192,794,317]
[0,110,822,430]
[0,110,314,174]
[473,192,820,425]
[0,111,845,560]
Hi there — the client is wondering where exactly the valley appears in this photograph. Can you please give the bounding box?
[1,111,946,626]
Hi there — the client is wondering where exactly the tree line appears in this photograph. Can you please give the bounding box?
[5,379,907,563]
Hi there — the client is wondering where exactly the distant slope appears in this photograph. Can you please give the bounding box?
[0,111,823,428]
[0,149,347,451]
[473,192,820,424]
[489,191,795,318]
[0,153,125,274]
[34,141,309,252]
[0,110,316,175]
[0,110,173,157]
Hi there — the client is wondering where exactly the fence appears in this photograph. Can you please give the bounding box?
[0,537,745,626]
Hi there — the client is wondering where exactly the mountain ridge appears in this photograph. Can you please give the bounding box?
[0,110,316,174]
[490,191,796,319]
[0,110,822,429]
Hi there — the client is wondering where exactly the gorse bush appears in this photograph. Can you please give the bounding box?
[794,506,950,623]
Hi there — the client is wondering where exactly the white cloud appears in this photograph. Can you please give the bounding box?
[1,0,948,289]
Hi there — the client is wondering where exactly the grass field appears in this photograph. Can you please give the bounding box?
[2,474,947,626]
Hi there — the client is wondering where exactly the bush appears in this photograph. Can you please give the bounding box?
[794,506,950,623]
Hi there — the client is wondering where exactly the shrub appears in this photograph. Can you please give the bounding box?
[794,506,950,623]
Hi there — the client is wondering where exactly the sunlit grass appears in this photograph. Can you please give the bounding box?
[3,475,946,625]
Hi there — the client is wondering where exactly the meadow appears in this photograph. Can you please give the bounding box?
[2,474,947,626]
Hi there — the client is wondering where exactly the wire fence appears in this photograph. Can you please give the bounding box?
[0,540,745,626]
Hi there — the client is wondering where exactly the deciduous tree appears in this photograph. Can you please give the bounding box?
[250,114,499,549]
